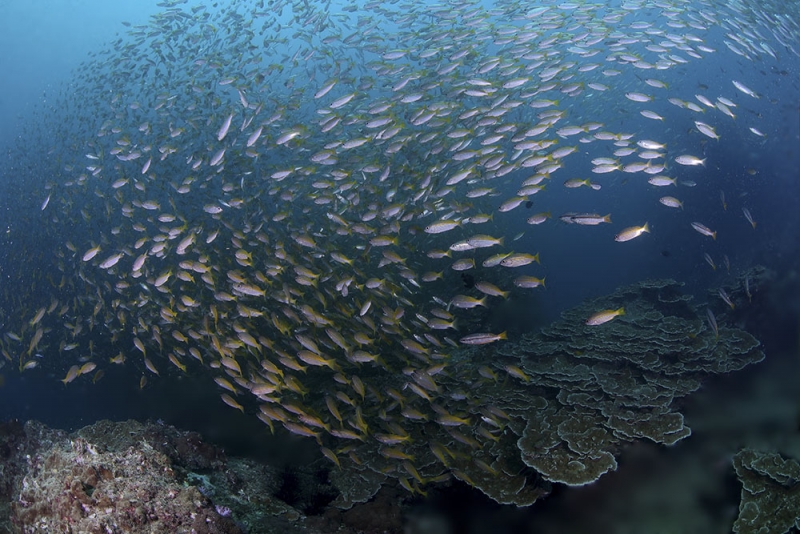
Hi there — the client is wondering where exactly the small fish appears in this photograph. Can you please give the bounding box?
[504,365,530,382]
[474,281,509,298]
[449,295,487,309]
[424,220,461,234]
[526,212,550,225]
[719,288,735,310]
[61,365,81,385]
[436,414,471,427]
[659,196,683,209]
[732,80,758,98]
[704,253,716,270]
[694,121,719,140]
[742,208,756,229]
[625,92,653,102]
[459,332,507,345]
[706,308,719,338]
[217,113,234,141]
[246,126,263,147]
[144,357,159,375]
[691,222,717,239]
[614,223,649,242]
[209,148,226,166]
[99,253,123,270]
[29,307,46,326]
[513,276,546,289]
[586,307,625,326]
[451,258,475,271]
[648,176,677,187]
[82,246,101,262]
[466,235,503,248]
[674,155,706,166]
[498,196,528,212]
[79,362,97,376]
[168,353,187,373]
[499,253,540,267]
[221,394,245,413]
[560,213,611,225]
[564,178,601,190]
[482,252,512,268]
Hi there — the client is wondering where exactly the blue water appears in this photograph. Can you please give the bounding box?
[1,0,799,530]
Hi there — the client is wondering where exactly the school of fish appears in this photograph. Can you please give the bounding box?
[0,0,796,500]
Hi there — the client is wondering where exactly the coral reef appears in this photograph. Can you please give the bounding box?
[324,279,765,506]
[733,448,800,534]
[0,279,768,532]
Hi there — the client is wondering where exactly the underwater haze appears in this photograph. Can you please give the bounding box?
[1,0,799,531]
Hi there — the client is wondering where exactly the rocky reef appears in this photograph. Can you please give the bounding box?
[0,419,358,534]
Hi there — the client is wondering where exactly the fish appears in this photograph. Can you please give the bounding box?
[694,121,719,140]
[742,208,757,229]
[564,178,601,190]
[586,308,625,326]
[560,213,611,225]
[221,394,245,413]
[659,196,683,209]
[719,288,735,310]
[459,332,507,345]
[29,307,46,327]
[79,362,97,376]
[513,276,546,289]
[691,222,717,240]
[648,176,677,187]
[615,223,650,242]
[474,281,509,298]
[99,253,123,269]
[449,295,487,309]
[500,253,540,267]
[732,80,758,98]
[504,365,530,383]
[625,92,653,102]
[424,220,461,234]
[61,365,81,385]
[466,235,503,248]
[217,113,234,141]
[674,155,706,166]
[82,246,101,262]
[451,258,475,271]
[526,212,550,225]
[704,253,716,270]
[706,309,719,338]
[482,253,512,268]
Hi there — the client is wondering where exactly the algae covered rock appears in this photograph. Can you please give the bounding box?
[9,421,243,534]
[2,419,329,534]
